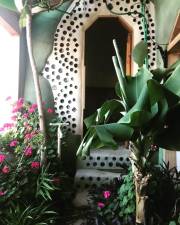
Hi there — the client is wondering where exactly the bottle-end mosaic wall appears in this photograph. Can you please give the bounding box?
[42,0,156,135]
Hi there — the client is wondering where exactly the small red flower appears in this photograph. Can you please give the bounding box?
[9,140,18,147]
[0,127,4,132]
[31,161,40,169]
[103,191,111,199]
[0,191,5,196]
[47,108,53,113]
[97,202,105,208]
[25,133,34,140]
[24,147,32,156]
[31,103,37,109]
[6,96,12,101]
[2,165,10,174]
[23,113,29,119]
[0,155,6,163]
[28,107,35,113]
[12,98,24,113]
[3,123,14,129]
[11,115,17,121]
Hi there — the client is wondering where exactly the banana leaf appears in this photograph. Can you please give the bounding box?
[77,39,180,156]
[84,99,124,128]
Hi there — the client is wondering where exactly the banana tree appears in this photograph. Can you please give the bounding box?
[77,40,180,224]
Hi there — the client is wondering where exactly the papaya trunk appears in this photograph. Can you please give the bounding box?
[135,177,147,224]
[26,0,46,164]
[130,147,151,225]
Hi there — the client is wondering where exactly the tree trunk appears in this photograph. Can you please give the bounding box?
[26,0,46,164]
[130,144,151,225]
[135,178,147,224]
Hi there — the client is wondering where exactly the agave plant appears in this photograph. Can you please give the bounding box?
[77,40,180,224]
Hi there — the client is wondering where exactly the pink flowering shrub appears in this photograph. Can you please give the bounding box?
[0,99,58,205]
[0,98,73,225]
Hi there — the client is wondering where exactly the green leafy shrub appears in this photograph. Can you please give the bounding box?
[118,168,136,223]
[88,168,135,225]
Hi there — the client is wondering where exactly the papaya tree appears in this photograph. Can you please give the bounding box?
[15,0,71,163]
[77,40,180,224]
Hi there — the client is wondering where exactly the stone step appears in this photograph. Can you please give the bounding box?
[74,168,125,188]
[76,147,130,170]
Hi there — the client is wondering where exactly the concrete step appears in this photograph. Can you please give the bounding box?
[74,168,124,188]
[76,147,130,170]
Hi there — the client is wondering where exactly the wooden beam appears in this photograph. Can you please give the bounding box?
[126,33,132,75]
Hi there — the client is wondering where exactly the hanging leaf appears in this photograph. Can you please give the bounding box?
[96,123,134,142]
[132,41,148,67]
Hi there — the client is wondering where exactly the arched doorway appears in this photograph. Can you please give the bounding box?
[84,17,132,120]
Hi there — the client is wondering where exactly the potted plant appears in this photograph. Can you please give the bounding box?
[77,40,180,224]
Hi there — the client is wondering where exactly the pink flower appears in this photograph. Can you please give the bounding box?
[25,133,34,140]
[11,115,17,121]
[9,140,18,147]
[0,127,4,132]
[31,161,40,169]
[97,202,105,208]
[12,107,19,113]
[0,154,6,163]
[0,155,6,163]
[6,96,12,101]
[18,98,24,104]
[103,191,111,199]
[3,123,14,129]
[2,165,10,174]
[12,99,24,113]
[47,108,53,113]
[0,191,5,196]
[28,107,35,113]
[31,103,37,109]
[23,113,29,119]
[24,147,32,156]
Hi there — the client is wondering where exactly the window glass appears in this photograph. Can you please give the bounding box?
[0,24,19,128]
